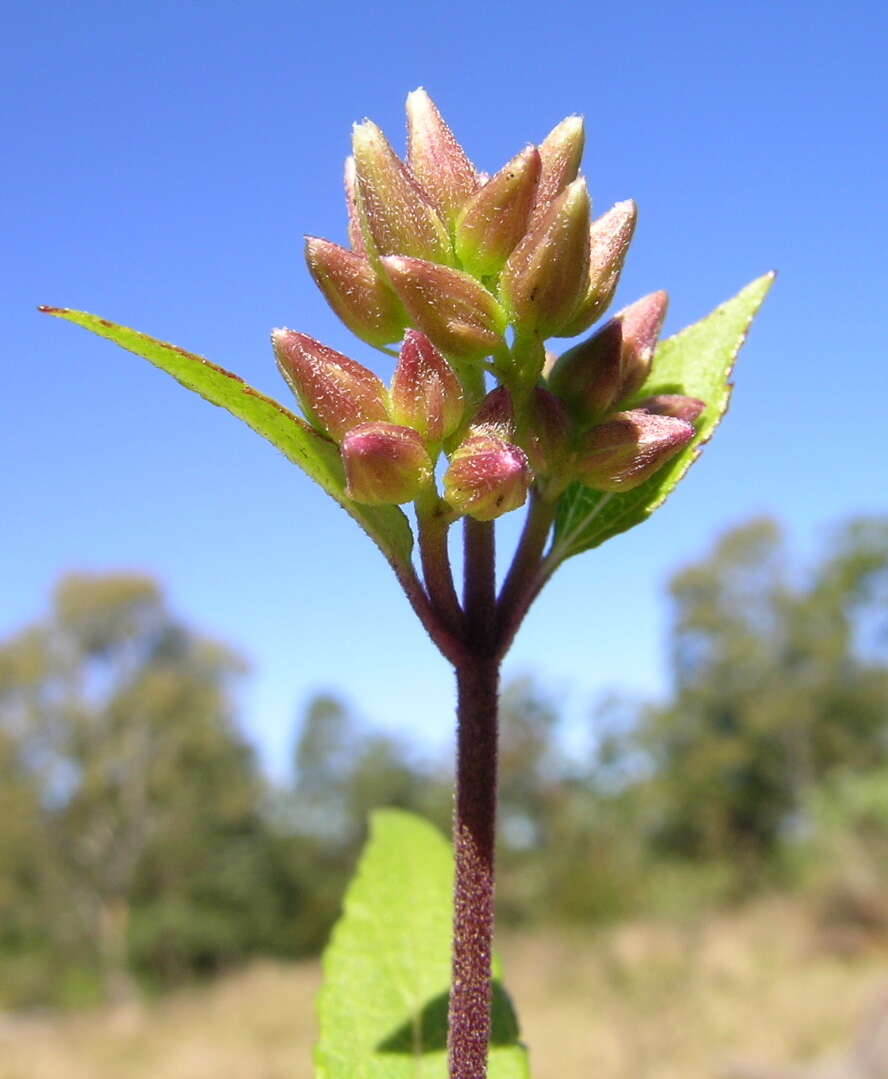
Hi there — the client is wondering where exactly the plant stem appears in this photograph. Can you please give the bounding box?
[495,491,556,658]
[449,654,500,1079]
[392,561,467,668]
[448,518,499,1079]
[416,490,464,637]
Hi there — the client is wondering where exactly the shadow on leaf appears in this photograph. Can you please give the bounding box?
[376,980,521,1054]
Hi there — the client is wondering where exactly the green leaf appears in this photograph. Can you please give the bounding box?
[40,308,413,567]
[317,810,529,1079]
[550,272,775,565]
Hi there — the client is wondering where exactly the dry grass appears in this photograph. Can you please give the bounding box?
[1,899,886,1078]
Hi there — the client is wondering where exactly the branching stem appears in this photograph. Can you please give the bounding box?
[495,491,557,658]
[407,495,556,1079]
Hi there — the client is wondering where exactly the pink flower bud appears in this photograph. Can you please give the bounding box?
[454,146,541,277]
[381,255,508,361]
[549,290,669,421]
[390,330,465,444]
[470,386,517,439]
[636,394,706,422]
[406,88,478,226]
[272,330,389,443]
[443,432,531,521]
[351,120,453,265]
[614,290,669,399]
[305,237,406,347]
[528,115,585,231]
[341,421,433,505]
[523,387,571,476]
[499,178,591,338]
[574,409,694,492]
[557,200,638,338]
[547,329,624,422]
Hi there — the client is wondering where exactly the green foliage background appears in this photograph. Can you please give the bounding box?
[1,513,887,1009]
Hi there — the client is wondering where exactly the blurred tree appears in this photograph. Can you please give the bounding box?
[0,572,261,1002]
[638,517,888,879]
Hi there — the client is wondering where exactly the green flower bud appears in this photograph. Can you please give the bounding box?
[573,409,694,492]
[390,329,465,444]
[557,199,638,338]
[443,432,531,521]
[272,330,389,443]
[454,146,541,277]
[406,88,478,227]
[636,394,706,422]
[499,178,591,339]
[305,237,407,347]
[341,421,433,505]
[344,156,367,255]
[528,115,585,231]
[381,255,508,361]
[352,120,454,265]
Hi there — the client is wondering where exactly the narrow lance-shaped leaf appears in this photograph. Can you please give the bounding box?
[549,272,775,565]
[39,308,414,567]
[316,809,529,1079]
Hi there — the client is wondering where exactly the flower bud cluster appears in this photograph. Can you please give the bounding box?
[273,327,462,506]
[276,90,706,518]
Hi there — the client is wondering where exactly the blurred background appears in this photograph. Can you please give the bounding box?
[3,0,887,1075]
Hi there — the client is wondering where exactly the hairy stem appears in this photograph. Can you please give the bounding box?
[462,518,496,652]
[495,490,556,658]
[448,657,499,1079]
[448,518,499,1079]
[416,491,464,637]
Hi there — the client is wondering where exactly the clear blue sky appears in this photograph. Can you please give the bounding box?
[4,0,886,777]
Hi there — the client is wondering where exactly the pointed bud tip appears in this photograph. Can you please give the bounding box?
[637,394,706,423]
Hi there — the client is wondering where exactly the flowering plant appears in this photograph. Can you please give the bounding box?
[42,89,772,1078]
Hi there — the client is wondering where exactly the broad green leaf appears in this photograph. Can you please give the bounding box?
[40,308,413,567]
[550,273,774,565]
[317,810,529,1079]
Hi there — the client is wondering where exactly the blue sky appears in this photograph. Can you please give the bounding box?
[4,0,886,777]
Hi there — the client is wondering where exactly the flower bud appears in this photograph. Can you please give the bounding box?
[305,238,407,347]
[443,432,531,521]
[381,255,508,361]
[272,330,389,442]
[573,410,694,492]
[636,394,706,422]
[549,290,669,420]
[341,422,432,505]
[406,88,478,227]
[454,146,541,277]
[523,387,571,476]
[344,156,367,255]
[613,291,669,399]
[547,329,624,422]
[390,330,464,444]
[557,200,638,338]
[471,386,516,439]
[352,120,453,265]
[528,115,585,230]
[499,178,591,338]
